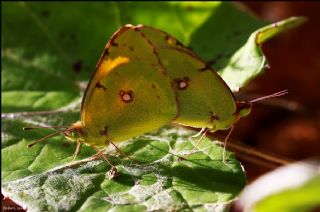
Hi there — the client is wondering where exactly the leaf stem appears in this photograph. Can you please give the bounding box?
[216,135,294,167]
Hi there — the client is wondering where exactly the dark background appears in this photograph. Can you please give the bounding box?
[2,2,320,211]
[231,1,320,182]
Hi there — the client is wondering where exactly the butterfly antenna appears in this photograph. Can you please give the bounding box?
[23,125,67,130]
[27,129,65,148]
[250,89,288,103]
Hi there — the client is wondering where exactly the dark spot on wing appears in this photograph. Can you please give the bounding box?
[95,81,106,91]
[165,36,176,44]
[210,112,219,122]
[72,60,83,73]
[199,63,211,71]
[104,48,110,56]
[165,35,184,47]
[100,126,108,136]
[129,46,134,52]
[111,41,119,47]
[151,84,156,89]
[119,90,134,103]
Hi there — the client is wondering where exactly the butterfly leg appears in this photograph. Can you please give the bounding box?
[91,146,119,179]
[222,125,234,164]
[71,140,81,162]
[184,128,208,158]
[191,127,207,139]
[191,128,209,152]
[109,140,140,163]
[91,146,114,167]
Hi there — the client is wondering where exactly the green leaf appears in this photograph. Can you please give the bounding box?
[219,17,306,91]
[2,124,246,211]
[254,176,320,212]
[239,160,320,212]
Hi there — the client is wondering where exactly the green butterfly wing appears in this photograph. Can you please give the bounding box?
[139,26,237,131]
[81,24,238,147]
[81,25,177,147]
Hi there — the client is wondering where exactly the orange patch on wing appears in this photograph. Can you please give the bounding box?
[98,56,130,78]
[81,56,130,127]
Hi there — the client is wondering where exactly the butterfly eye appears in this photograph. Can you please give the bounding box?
[119,90,134,103]
[66,131,76,138]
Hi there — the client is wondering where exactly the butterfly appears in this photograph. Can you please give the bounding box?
[25,24,287,169]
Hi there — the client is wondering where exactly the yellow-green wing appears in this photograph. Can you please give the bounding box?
[139,26,237,131]
[81,25,161,116]
[81,25,177,146]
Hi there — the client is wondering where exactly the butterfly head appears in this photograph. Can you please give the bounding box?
[63,121,85,142]
[216,101,251,130]
[233,89,289,121]
[235,101,252,119]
